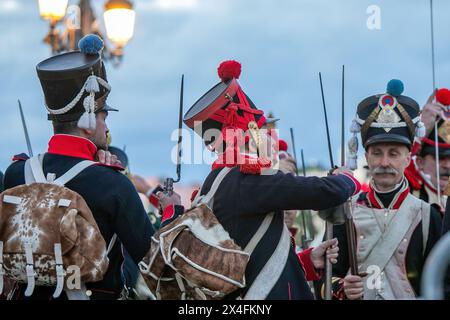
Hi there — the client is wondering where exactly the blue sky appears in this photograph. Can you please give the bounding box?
[1,0,450,184]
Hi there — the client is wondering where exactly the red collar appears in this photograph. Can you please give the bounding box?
[367,179,410,210]
[47,134,97,160]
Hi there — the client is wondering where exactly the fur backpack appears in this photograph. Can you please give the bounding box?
[138,167,275,300]
[0,155,111,299]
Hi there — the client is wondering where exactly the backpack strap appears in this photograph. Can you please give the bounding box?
[194,167,284,299]
[52,160,96,186]
[24,154,95,186]
[24,242,36,297]
[243,224,291,300]
[244,213,274,255]
[25,154,46,183]
[24,158,35,185]
[53,244,65,298]
[192,167,233,208]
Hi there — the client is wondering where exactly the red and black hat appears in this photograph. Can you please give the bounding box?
[420,88,450,157]
[36,34,117,130]
[346,80,424,169]
[183,60,266,150]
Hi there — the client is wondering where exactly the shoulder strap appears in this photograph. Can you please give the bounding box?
[421,201,431,256]
[23,154,95,186]
[192,167,233,208]
[53,160,96,186]
[24,159,34,184]
[360,194,420,273]
[244,213,274,255]
[243,224,291,300]
[26,154,46,183]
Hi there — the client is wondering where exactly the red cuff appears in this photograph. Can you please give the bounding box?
[12,155,28,162]
[297,247,321,281]
[148,193,160,208]
[340,172,361,196]
[161,204,176,224]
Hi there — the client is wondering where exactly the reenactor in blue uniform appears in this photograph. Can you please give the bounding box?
[183,60,361,300]
[2,35,157,300]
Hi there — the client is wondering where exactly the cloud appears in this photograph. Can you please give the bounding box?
[0,0,20,13]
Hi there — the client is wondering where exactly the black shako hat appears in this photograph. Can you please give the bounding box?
[346,79,424,169]
[36,34,117,129]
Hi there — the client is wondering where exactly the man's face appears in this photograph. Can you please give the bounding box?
[365,143,411,190]
[88,111,109,149]
[416,154,450,190]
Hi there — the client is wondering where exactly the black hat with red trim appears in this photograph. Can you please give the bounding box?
[183,60,266,150]
[419,88,450,157]
[36,34,117,130]
[346,79,424,169]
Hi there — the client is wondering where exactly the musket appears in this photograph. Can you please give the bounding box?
[164,74,184,196]
[341,65,359,276]
[429,0,442,208]
[289,128,312,250]
[319,72,334,300]
[18,99,33,157]
[300,149,306,177]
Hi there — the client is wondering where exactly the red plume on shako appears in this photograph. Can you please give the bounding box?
[217,60,242,82]
[436,88,450,106]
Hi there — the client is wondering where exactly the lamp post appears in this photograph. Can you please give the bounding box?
[37,0,135,66]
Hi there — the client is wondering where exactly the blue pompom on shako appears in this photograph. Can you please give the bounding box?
[78,34,104,55]
[386,79,404,97]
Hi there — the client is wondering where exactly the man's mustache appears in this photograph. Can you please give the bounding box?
[371,166,399,175]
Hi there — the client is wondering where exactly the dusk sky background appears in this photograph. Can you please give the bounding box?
[1,0,450,184]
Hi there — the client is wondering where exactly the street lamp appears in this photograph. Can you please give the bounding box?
[104,0,135,51]
[38,0,68,23]
[37,0,135,67]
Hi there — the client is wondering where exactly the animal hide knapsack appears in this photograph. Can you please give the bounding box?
[0,155,110,299]
[138,167,277,300]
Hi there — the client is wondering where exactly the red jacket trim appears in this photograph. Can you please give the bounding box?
[161,204,176,224]
[297,247,321,281]
[339,172,361,196]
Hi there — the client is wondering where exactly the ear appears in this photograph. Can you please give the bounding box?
[405,152,411,167]
[415,156,424,170]
[81,128,94,136]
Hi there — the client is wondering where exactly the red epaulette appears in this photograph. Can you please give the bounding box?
[12,153,29,162]
[239,157,272,175]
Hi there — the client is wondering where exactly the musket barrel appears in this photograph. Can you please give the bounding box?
[18,99,33,157]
